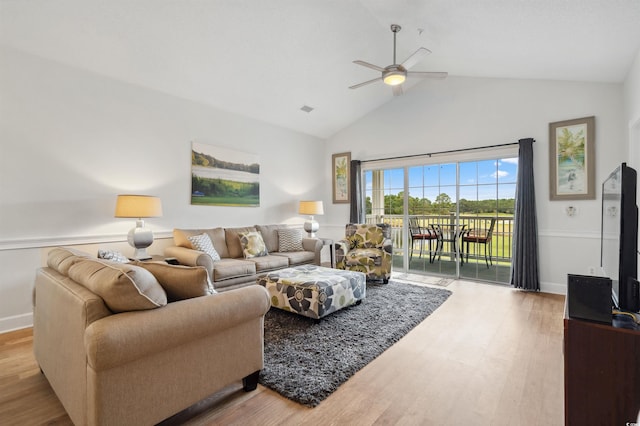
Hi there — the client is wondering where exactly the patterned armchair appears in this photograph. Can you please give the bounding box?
[335,223,392,283]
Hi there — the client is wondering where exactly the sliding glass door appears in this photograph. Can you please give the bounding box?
[363,153,517,284]
[457,158,517,283]
[364,168,405,272]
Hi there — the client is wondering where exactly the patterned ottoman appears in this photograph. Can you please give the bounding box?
[257,265,366,320]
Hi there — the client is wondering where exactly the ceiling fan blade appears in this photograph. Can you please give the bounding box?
[401,47,431,70]
[392,84,403,96]
[406,71,448,79]
[353,60,385,72]
[349,77,383,89]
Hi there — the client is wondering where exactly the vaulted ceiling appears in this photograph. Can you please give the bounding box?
[2,0,640,138]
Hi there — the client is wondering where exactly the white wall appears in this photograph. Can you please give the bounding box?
[324,76,627,294]
[625,49,640,134]
[625,48,640,169]
[624,48,640,284]
[0,47,325,332]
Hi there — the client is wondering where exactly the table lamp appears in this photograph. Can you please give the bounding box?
[115,195,163,260]
[299,200,324,238]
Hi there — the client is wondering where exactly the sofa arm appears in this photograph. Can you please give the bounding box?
[382,238,393,254]
[84,285,270,371]
[164,246,214,277]
[302,237,323,265]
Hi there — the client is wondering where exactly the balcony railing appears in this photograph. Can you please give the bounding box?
[365,214,514,264]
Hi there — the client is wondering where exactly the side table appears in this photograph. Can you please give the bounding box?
[319,238,335,268]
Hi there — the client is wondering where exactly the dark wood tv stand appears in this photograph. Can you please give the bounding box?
[564,302,640,425]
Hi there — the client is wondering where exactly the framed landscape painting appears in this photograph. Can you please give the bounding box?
[191,142,260,207]
[332,152,350,204]
[549,116,595,200]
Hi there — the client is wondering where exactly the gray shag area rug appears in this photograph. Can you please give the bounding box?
[259,280,452,407]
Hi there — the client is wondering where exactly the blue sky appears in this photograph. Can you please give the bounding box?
[367,157,519,201]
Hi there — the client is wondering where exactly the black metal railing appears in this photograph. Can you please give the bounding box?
[365,214,513,264]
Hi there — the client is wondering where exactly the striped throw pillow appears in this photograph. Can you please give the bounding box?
[188,233,221,261]
[277,228,304,252]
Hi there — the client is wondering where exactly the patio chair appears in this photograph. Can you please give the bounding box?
[408,217,438,263]
[335,223,392,283]
[461,218,497,268]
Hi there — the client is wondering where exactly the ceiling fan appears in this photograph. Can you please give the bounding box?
[349,24,448,96]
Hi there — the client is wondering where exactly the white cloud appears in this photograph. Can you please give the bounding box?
[491,170,509,178]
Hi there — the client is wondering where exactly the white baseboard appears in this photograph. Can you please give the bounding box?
[540,281,566,295]
[0,313,33,334]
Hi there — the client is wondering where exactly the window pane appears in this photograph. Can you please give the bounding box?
[459,162,478,186]
[408,166,424,187]
[477,159,498,184]
[498,158,518,183]
[440,163,457,186]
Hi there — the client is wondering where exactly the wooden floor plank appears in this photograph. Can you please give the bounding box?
[0,280,565,425]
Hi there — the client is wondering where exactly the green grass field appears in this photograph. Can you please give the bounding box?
[191,195,259,206]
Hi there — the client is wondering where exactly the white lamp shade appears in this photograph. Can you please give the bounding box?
[298,200,324,216]
[115,195,163,218]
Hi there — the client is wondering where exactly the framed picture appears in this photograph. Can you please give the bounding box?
[191,142,260,207]
[332,152,351,204]
[549,116,595,200]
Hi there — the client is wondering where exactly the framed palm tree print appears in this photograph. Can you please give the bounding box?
[549,116,595,200]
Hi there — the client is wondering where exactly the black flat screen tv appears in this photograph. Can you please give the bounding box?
[600,162,639,312]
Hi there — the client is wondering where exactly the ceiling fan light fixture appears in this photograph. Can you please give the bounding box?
[383,72,406,86]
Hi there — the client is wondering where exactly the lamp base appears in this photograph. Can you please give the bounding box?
[131,248,152,261]
[127,219,154,260]
[303,217,319,238]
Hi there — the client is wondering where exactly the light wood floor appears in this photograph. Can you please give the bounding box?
[0,280,565,426]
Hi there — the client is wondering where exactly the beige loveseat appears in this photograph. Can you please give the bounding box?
[164,224,323,292]
[33,247,271,426]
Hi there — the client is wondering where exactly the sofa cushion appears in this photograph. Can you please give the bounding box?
[255,224,287,253]
[225,226,257,259]
[68,259,167,313]
[277,228,304,252]
[248,254,289,272]
[239,231,268,259]
[212,258,257,282]
[174,228,229,258]
[133,261,215,301]
[205,227,229,258]
[47,247,92,275]
[188,233,221,261]
[272,251,315,265]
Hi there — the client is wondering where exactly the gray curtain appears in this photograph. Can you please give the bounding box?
[349,160,364,223]
[510,138,540,291]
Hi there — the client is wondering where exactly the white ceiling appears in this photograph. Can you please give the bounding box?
[2,0,640,139]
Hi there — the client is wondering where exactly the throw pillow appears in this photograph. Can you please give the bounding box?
[277,228,304,252]
[67,259,167,313]
[47,247,92,275]
[239,231,268,258]
[188,233,221,261]
[97,249,129,263]
[133,261,216,302]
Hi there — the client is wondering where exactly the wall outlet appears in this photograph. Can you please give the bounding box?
[587,266,596,275]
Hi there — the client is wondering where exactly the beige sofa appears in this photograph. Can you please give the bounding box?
[33,247,271,426]
[164,224,323,292]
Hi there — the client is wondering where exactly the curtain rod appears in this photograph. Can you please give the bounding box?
[361,139,534,163]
